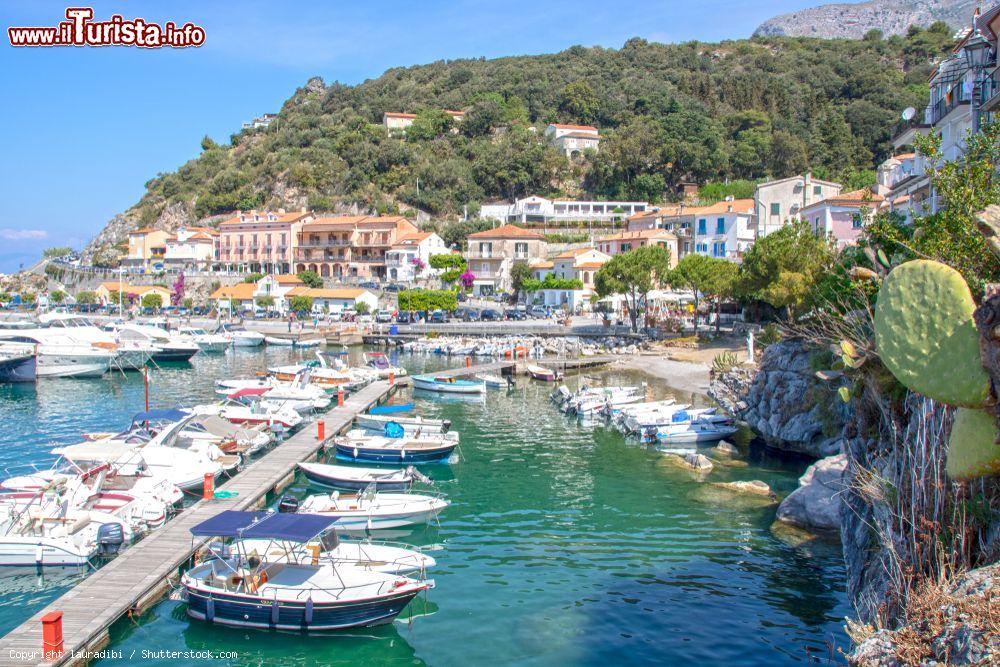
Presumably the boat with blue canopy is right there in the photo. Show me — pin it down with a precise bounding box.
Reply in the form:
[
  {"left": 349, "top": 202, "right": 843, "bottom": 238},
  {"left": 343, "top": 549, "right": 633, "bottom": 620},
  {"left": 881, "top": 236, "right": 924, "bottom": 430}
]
[{"left": 181, "top": 510, "right": 432, "bottom": 632}]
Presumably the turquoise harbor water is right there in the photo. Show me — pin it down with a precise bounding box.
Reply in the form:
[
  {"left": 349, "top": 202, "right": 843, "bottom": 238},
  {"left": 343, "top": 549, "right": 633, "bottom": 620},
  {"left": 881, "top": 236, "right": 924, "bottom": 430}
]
[{"left": 0, "top": 349, "right": 851, "bottom": 665}]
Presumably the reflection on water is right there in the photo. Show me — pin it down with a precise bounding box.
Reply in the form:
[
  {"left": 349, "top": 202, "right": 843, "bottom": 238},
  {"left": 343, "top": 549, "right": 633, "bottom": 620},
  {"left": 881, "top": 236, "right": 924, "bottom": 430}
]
[{"left": 0, "top": 348, "right": 850, "bottom": 665}]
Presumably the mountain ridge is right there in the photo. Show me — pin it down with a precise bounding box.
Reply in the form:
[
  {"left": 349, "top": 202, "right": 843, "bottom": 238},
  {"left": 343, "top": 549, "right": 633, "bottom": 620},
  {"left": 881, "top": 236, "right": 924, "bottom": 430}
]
[{"left": 754, "top": 0, "right": 978, "bottom": 39}]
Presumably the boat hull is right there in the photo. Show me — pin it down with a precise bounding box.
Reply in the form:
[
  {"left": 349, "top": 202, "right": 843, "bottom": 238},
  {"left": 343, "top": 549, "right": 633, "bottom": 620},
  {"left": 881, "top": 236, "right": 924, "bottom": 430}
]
[
  {"left": 411, "top": 377, "right": 483, "bottom": 394},
  {"left": 0, "top": 537, "right": 95, "bottom": 566},
  {"left": 334, "top": 443, "right": 456, "bottom": 464},
  {"left": 0, "top": 355, "right": 35, "bottom": 382},
  {"left": 151, "top": 347, "right": 199, "bottom": 362},
  {"left": 183, "top": 585, "right": 421, "bottom": 631},
  {"left": 300, "top": 467, "right": 413, "bottom": 492},
  {"left": 36, "top": 354, "right": 109, "bottom": 378}
]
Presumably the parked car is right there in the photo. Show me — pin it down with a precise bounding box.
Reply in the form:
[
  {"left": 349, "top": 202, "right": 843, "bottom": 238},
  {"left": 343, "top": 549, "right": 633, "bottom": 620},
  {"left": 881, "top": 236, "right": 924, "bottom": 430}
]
[
  {"left": 464, "top": 308, "right": 481, "bottom": 322},
  {"left": 504, "top": 308, "right": 526, "bottom": 321},
  {"left": 396, "top": 311, "right": 413, "bottom": 324},
  {"left": 480, "top": 308, "right": 502, "bottom": 321},
  {"left": 384, "top": 283, "right": 404, "bottom": 293},
  {"left": 430, "top": 310, "right": 447, "bottom": 324},
  {"left": 529, "top": 305, "right": 548, "bottom": 318},
  {"left": 359, "top": 281, "right": 379, "bottom": 290},
  {"left": 375, "top": 309, "right": 393, "bottom": 323}
]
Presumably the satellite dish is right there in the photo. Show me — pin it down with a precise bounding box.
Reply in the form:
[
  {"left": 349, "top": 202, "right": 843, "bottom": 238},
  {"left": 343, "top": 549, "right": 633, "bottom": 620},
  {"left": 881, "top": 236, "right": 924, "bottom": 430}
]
[{"left": 901, "top": 107, "right": 916, "bottom": 121}]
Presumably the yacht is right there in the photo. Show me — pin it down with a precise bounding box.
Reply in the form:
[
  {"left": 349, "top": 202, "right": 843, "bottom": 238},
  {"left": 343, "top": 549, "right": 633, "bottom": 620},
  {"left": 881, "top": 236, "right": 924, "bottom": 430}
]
[
  {"left": 177, "top": 327, "right": 231, "bottom": 353},
  {"left": 39, "top": 313, "right": 152, "bottom": 371},
  {"left": 216, "top": 323, "right": 265, "bottom": 348},
  {"left": 0, "top": 330, "right": 112, "bottom": 378},
  {"left": 111, "top": 323, "right": 200, "bottom": 362}
]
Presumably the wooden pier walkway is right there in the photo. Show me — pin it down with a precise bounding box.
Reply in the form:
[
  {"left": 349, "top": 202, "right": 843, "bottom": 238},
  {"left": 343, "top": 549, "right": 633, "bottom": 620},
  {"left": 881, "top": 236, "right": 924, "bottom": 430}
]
[{"left": 0, "top": 380, "right": 400, "bottom": 667}]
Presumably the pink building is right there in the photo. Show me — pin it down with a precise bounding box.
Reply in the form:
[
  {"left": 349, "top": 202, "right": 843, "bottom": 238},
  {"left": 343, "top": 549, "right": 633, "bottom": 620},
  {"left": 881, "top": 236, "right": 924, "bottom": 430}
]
[
  {"left": 218, "top": 209, "right": 313, "bottom": 273},
  {"left": 596, "top": 229, "right": 678, "bottom": 267},
  {"left": 799, "top": 189, "right": 884, "bottom": 248}
]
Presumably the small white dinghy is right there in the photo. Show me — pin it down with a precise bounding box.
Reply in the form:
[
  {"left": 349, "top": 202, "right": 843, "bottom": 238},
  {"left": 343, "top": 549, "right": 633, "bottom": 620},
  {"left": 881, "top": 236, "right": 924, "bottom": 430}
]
[
  {"left": 354, "top": 413, "right": 453, "bottom": 435},
  {"left": 297, "top": 462, "right": 426, "bottom": 491},
  {"left": 292, "top": 489, "right": 449, "bottom": 531},
  {"left": 234, "top": 531, "right": 436, "bottom": 575},
  {"left": 476, "top": 374, "right": 506, "bottom": 388}
]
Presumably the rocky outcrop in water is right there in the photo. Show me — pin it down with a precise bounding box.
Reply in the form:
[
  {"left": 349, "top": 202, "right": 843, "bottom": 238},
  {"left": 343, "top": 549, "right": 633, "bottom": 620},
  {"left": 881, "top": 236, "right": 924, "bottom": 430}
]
[
  {"left": 776, "top": 453, "right": 846, "bottom": 533},
  {"left": 754, "top": 0, "right": 977, "bottom": 39},
  {"left": 710, "top": 340, "right": 851, "bottom": 458}
]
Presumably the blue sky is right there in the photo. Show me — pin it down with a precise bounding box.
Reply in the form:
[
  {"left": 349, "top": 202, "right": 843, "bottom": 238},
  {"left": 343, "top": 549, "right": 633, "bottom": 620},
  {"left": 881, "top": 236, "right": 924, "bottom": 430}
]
[{"left": 0, "top": 0, "right": 821, "bottom": 272}]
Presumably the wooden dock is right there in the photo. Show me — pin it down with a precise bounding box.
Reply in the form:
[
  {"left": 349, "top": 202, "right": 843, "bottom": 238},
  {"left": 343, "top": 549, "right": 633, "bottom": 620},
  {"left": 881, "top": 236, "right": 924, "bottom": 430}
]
[{"left": 0, "top": 380, "right": 401, "bottom": 667}]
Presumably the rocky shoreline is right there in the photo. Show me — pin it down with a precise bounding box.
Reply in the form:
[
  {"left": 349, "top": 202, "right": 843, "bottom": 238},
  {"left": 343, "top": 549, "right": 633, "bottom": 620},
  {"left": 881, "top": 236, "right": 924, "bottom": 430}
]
[{"left": 708, "top": 338, "right": 999, "bottom": 665}]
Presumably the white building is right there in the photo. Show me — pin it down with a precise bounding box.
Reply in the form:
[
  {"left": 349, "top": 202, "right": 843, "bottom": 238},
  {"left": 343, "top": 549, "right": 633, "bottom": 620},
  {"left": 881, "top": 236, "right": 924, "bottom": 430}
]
[
  {"left": 753, "top": 174, "right": 843, "bottom": 237},
  {"left": 544, "top": 123, "right": 601, "bottom": 157},
  {"left": 528, "top": 247, "right": 610, "bottom": 312},
  {"left": 242, "top": 113, "right": 277, "bottom": 130},
  {"left": 385, "top": 232, "right": 448, "bottom": 283},
  {"left": 163, "top": 226, "right": 218, "bottom": 269},
  {"left": 875, "top": 152, "right": 930, "bottom": 224},
  {"left": 252, "top": 274, "right": 304, "bottom": 313},
  {"left": 284, "top": 287, "right": 379, "bottom": 315},
  {"left": 479, "top": 195, "right": 647, "bottom": 224},
  {"left": 383, "top": 110, "right": 465, "bottom": 134},
  {"left": 689, "top": 199, "right": 757, "bottom": 261}
]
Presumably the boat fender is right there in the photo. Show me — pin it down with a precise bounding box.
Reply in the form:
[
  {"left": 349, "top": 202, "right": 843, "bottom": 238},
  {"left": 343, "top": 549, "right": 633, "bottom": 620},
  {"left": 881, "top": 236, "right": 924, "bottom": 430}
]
[
  {"left": 304, "top": 598, "right": 314, "bottom": 624},
  {"left": 206, "top": 596, "right": 215, "bottom": 622},
  {"left": 392, "top": 579, "right": 407, "bottom": 590},
  {"left": 400, "top": 449, "right": 406, "bottom": 459},
  {"left": 270, "top": 599, "right": 279, "bottom": 625},
  {"left": 353, "top": 447, "right": 359, "bottom": 459}
]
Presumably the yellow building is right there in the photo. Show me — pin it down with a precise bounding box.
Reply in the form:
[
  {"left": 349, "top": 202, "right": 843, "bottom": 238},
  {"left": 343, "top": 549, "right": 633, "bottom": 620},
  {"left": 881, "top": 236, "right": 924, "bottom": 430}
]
[
  {"left": 125, "top": 228, "right": 171, "bottom": 268},
  {"left": 95, "top": 282, "right": 172, "bottom": 306}
]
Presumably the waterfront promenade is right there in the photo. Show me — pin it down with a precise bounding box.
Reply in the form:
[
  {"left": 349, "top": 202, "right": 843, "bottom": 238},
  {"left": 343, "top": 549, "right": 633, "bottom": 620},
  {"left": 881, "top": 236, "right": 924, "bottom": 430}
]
[{"left": 0, "top": 380, "right": 402, "bottom": 667}]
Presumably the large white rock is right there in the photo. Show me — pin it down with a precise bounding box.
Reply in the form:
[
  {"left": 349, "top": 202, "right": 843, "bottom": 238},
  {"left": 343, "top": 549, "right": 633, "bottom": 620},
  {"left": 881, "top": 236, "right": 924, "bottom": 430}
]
[{"left": 776, "top": 453, "right": 847, "bottom": 533}]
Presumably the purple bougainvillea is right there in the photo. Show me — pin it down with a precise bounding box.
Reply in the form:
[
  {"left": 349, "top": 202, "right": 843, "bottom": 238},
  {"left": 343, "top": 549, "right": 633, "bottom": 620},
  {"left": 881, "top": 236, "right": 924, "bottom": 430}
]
[
  {"left": 171, "top": 272, "right": 185, "bottom": 306},
  {"left": 459, "top": 269, "right": 475, "bottom": 289}
]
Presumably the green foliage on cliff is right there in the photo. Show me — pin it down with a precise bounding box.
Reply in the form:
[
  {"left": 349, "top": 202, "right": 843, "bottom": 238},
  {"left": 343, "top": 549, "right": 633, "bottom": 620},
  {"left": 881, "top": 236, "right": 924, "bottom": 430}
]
[{"left": 122, "top": 27, "right": 952, "bottom": 227}]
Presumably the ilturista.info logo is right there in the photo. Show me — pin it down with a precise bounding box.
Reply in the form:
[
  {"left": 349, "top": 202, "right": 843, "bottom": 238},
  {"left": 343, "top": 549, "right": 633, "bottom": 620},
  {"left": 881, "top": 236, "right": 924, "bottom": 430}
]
[{"left": 8, "top": 7, "right": 205, "bottom": 48}]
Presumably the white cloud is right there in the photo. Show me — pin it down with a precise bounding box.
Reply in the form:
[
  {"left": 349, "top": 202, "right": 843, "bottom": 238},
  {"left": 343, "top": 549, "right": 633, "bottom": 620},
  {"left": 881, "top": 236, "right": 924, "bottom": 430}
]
[{"left": 0, "top": 229, "right": 48, "bottom": 240}]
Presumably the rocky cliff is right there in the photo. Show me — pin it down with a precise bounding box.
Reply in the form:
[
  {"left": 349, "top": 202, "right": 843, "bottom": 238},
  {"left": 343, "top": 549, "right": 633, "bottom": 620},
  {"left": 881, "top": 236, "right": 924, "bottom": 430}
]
[
  {"left": 755, "top": 0, "right": 977, "bottom": 39},
  {"left": 710, "top": 339, "right": 850, "bottom": 458}
]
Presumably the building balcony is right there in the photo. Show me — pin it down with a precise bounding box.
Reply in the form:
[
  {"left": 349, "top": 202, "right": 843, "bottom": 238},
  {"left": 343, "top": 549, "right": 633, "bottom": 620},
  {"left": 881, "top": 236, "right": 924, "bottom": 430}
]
[
  {"left": 982, "top": 71, "right": 1000, "bottom": 113},
  {"left": 891, "top": 118, "right": 932, "bottom": 149},
  {"left": 930, "top": 90, "right": 971, "bottom": 126}
]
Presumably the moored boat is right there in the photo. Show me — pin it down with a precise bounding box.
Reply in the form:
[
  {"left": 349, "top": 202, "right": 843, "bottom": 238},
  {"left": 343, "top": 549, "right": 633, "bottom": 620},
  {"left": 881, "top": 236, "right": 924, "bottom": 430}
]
[
  {"left": 411, "top": 375, "right": 484, "bottom": 394},
  {"left": 354, "top": 413, "right": 451, "bottom": 435},
  {"left": 332, "top": 432, "right": 457, "bottom": 465},
  {"left": 182, "top": 511, "right": 431, "bottom": 631},
  {"left": 526, "top": 364, "right": 559, "bottom": 382},
  {"left": 298, "top": 462, "right": 423, "bottom": 491},
  {"left": 292, "top": 489, "right": 449, "bottom": 530}
]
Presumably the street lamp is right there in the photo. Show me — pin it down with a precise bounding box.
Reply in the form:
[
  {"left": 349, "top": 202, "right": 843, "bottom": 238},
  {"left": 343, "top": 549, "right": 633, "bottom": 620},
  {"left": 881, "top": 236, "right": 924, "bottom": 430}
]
[{"left": 962, "top": 28, "right": 993, "bottom": 134}]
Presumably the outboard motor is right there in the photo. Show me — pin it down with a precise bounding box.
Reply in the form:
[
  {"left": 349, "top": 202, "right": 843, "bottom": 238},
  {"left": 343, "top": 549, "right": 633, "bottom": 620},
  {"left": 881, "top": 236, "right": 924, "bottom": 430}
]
[
  {"left": 441, "top": 420, "right": 452, "bottom": 434},
  {"left": 406, "top": 465, "right": 433, "bottom": 485},
  {"left": 506, "top": 374, "right": 516, "bottom": 390},
  {"left": 96, "top": 522, "right": 125, "bottom": 556},
  {"left": 277, "top": 494, "right": 300, "bottom": 513}
]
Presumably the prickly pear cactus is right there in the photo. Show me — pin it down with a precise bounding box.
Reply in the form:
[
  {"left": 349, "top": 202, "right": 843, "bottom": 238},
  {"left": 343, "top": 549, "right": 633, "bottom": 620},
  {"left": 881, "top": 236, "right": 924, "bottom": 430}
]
[
  {"left": 873, "top": 259, "right": 990, "bottom": 408},
  {"left": 946, "top": 407, "right": 1000, "bottom": 479}
]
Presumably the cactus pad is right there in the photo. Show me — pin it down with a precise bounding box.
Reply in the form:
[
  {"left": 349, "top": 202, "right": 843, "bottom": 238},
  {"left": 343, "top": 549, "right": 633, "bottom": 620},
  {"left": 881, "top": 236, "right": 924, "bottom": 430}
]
[
  {"left": 946, "top": 407, "right": 1000, "bottom": 479},
  {"left": 873, "top": 260, "right": 989, "bottom": 408}
]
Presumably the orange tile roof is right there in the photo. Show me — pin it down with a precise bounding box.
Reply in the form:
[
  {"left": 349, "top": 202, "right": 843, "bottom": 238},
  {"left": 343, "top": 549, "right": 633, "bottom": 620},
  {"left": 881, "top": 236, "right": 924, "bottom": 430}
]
[
  {"left": 575, "top": 261, "right": 607, "bottom": 269},
  {"left": 467, "top": 224, "right": 545, "bottom": 240},
  {"left": 802, "top": 189, "right": 884, "bottom": 210},
  {"left": 559, "top": 131, "right": 602, "bottom": 139},
  {"left": 393, "top": 232, "right": 434, "bottom": 246},
  {"left": 273, "top": 274, "right": 303, "bottom": 284},
  {"left": 530, "top": 260, "right": 554, "bottom": 269},
  {"left": 598, "top": 229, "right": 678, "bottom": 242},
  {"left": 894, "top": 152, "right": 916, "bottom": 160},
  {"left": 218, "top": 211, "right": 310, "bottom": 227},
  {"left": 554, "top": 247, "right": 596, "bottom": 259},
  {"left": 285, "top": 287, "right": 371, "bottom": 299},
  {"left": 384, "top": 112, "right": 417, "bottom": 119},
  {"left": 549, "top": 123, "right": 599, "bottom": 131},
  {"left": 129, "top": 227, "right": 164, "bottom": 235},
  {"left": 210, "top": 283, "right": 257, "bottom": 300},
  {"left": 444, "top": 110, "right": 466, "bottom": 117}
]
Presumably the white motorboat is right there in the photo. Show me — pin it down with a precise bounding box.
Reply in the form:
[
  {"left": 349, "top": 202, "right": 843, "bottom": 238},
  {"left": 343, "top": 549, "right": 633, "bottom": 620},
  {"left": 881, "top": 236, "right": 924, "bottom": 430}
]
[
  {"left": 297, "top": 462, "right": 423, "bottom": 492},
  {"left": 41, "top": 314, "right": 153, "bottom": 370},
  {"left": 293, "top": 489, "right": 449, "bottom": 531},
  {"left": 182, "top": 414, "right": 272, "bottom": 457},
  {"left": 216, "top": 374, "right": 331, "bottom": 412},
  {"left": 562, "top": 385, "right": 645, "bottom": 415},
  {"left": 475, "top": 374, "right": 507, "bottom": 388},
  {"left": 235, "top": 532, "right": 436, "bottom": 575},
  {"left": 177, "top": 327, "right": 231, "bottom": 353},
  {"left": 112, "top": 323, "right": 200, "bottom": 362},
  {"left": 218, "top": 324, "right": 265, "bottom": 347},
  {"left": 0, "top": 331, "right": 113, "bottom": 378},
  {"left": 361, "top": 351, "right": 407, "bottom": 379},
  {"left": 354, "top": 413, "right": 452, "bottom": 435},
  {"left": 654, "top": 417, "right": 739, "bottom": 446},
  {"left": 189, "top": 398, "right": 303, "bottom": 432},
  {"left": 411, "top": 375, "right": 484, "bottom": 394},
  {"left": 0, "top": 498, "right": 109, "bottom": 566}
]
